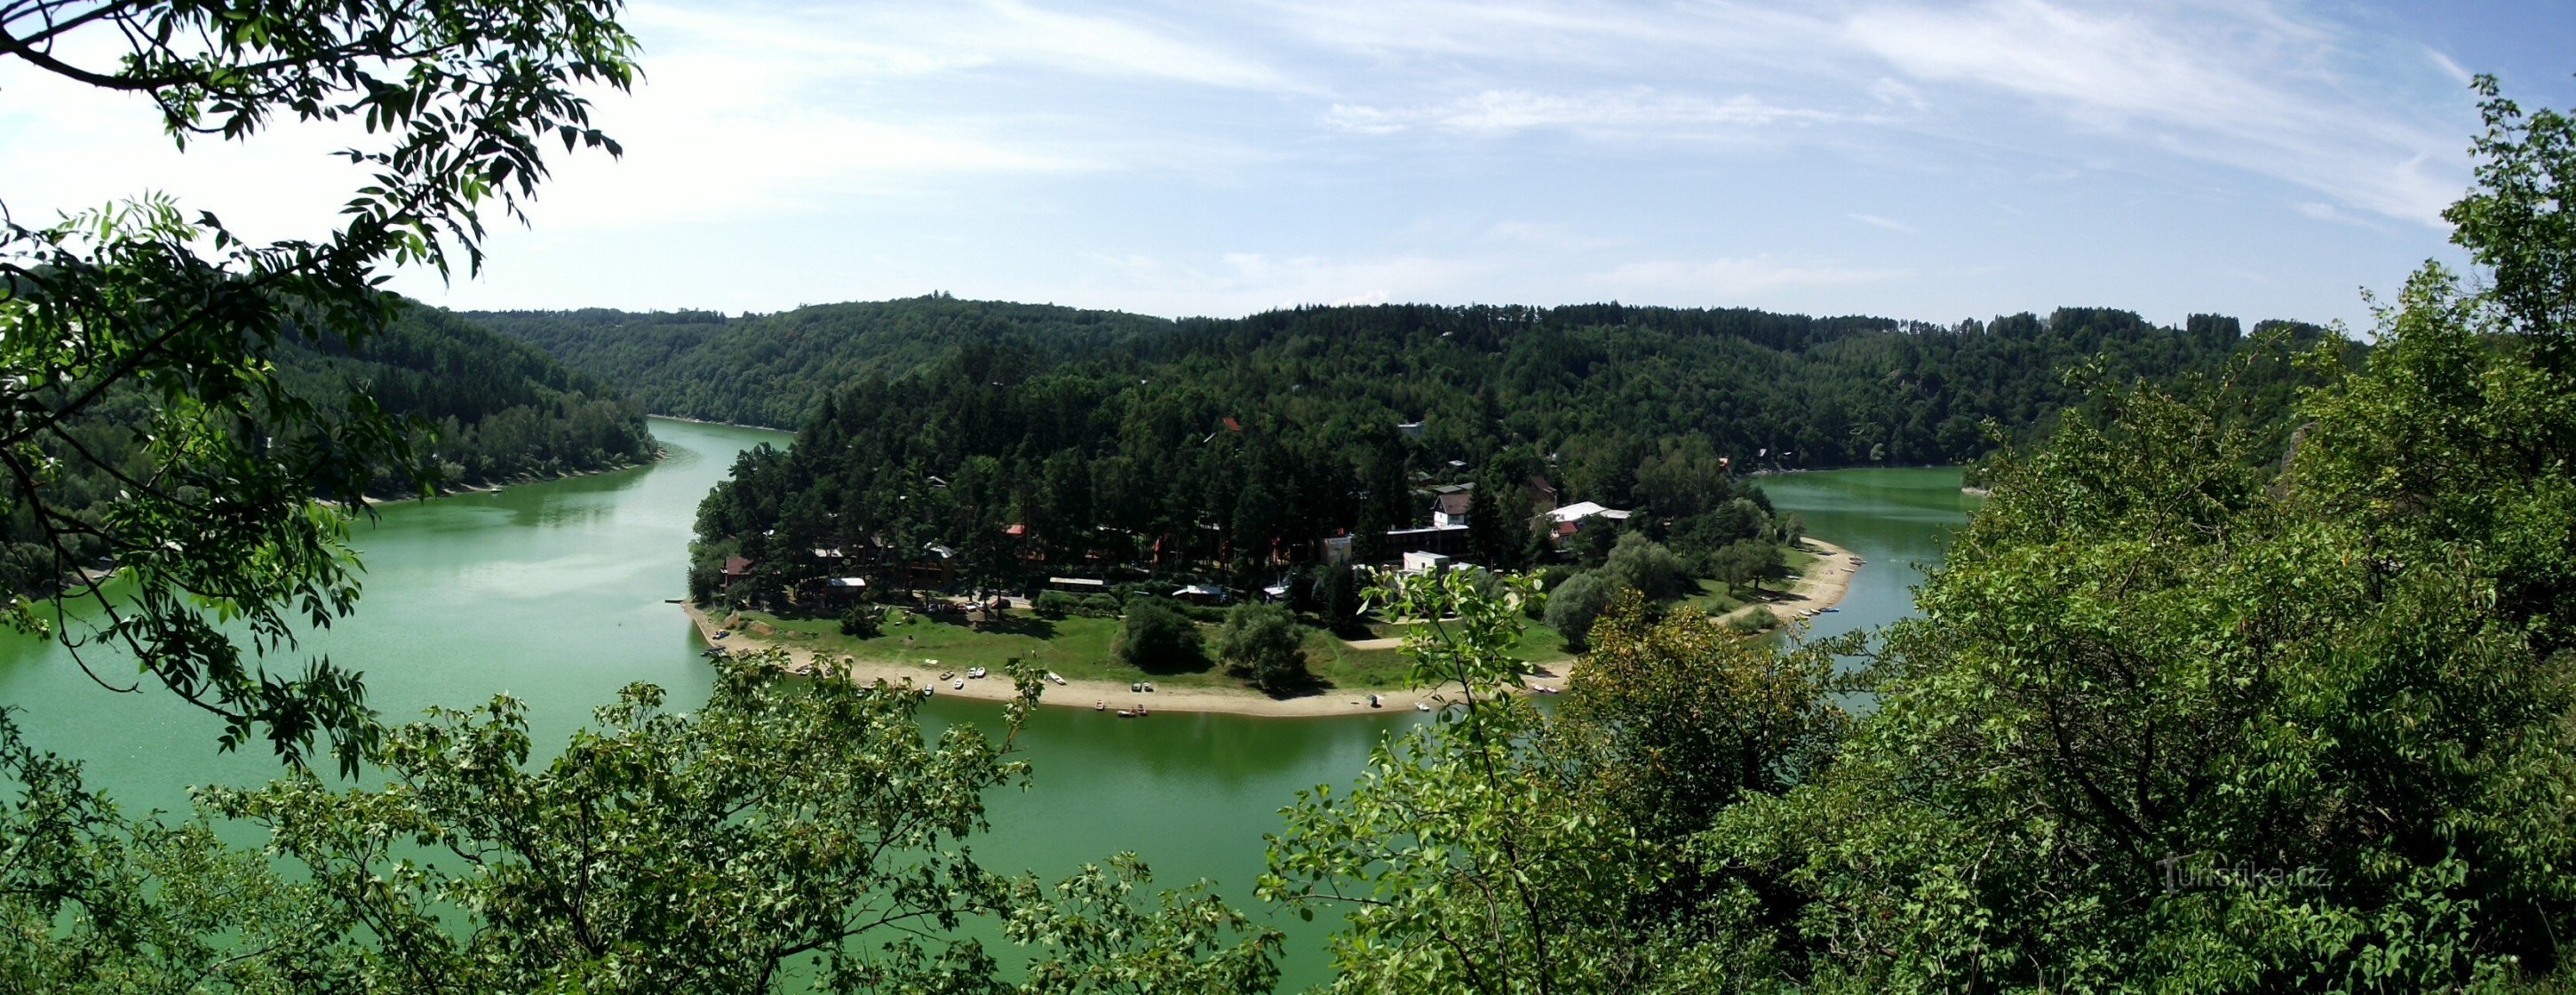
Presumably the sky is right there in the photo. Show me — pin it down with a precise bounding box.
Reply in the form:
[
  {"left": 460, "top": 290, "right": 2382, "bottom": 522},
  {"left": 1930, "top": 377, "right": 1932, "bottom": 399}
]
[{"left": 4, "top": 0, "right": 2572, "bottom": 331}]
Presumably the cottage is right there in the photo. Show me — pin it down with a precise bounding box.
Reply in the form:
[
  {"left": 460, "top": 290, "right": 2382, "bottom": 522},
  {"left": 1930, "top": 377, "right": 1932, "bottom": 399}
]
[{"left": 720, "top": 555, "right": 754, "bottom": 588}]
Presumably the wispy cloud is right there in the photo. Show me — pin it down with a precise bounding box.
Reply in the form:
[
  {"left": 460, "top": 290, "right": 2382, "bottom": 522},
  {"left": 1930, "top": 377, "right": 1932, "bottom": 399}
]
[
  {"left": 1849, "top": 212, "right": 1920, "bottom": 235},
  {"left": 1325, "top": 88, "right": 1833, "bottom": 137},
  {"left": 1841, "top": 0, "right": 2467, "bottom": 224}
]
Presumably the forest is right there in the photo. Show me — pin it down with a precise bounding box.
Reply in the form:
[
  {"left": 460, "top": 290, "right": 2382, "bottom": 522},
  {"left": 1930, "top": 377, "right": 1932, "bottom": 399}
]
[
  {"left": 676, "top": 297, "right": 2341, "bottom": 623},
  {"left": 0, "top": 298, "right": 658, "bottom": 595}
]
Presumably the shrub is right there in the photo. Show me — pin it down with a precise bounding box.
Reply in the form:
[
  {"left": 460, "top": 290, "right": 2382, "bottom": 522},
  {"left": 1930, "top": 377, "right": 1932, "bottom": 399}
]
[
  {"left": 1032, "top": 590, "right": 1078, "bottom": 618},
  {"left": 837, "top": 604, "right": 884, "bottom": 639},
  {"left": 1722, "top": 608, "right": 1777, "bottom": 635},
  {"left": 1078, "top": 593, "right": 1122, "bottom": 617}
]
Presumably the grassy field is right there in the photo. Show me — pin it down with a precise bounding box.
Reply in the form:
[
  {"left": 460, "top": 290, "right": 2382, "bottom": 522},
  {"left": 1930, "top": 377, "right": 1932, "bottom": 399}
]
[{"left": 726, "top": 607, "right": 1552, "bottom": 694}]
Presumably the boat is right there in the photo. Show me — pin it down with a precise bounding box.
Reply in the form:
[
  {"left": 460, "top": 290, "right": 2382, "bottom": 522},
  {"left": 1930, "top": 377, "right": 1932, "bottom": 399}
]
[
  {"left": 1116, "top": 709, "right": 1134, "bottom": 718},
  {"left": 951, "top": 679, "right": 964, "bottom": 689},
  {"left": 1094, "top": 700, "right": 1106, "bottom": 711},
  {"left": 939, "top": 671, "right": 955, "bottom": 681},
  {"left": 1534, "top": 686, "right": 1561, "bottom": 695},
  {"left": 920, "top": 686, "right": 934, "bottom": 697},
  {"left": 966, "top": 667, "right": 987, "bottom": 679},
  {"left": 1047, "top": 672, "right": 1067, "bottom": 685},
  {"left": 1142, "top": 681, "right": 1156, "bottom": 693},
  {"left": 1415, "top": 701, "right": 1431, "bottom": 712},
  {"left": 1131, "top": 681, "right": 1143, "bottom": 693}
]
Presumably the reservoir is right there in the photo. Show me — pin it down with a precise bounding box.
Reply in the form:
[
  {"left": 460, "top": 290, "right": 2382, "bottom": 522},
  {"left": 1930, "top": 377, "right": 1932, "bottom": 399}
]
[{"left": 0, "top": 418, "right": 1977, "bottom": 989}]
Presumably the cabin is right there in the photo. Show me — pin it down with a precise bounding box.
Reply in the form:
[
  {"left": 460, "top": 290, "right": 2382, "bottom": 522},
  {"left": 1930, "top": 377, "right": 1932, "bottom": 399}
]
[
  {"left": 1428, "top": 483, "right": 1474, "bottom": 528},
  {"left": 821, "top": 577, "right": 868, "bottom": 602},
  {"left": 1401, "top": 551, "right": 1452, "bottom": 575},
  {"left": 721, "top": 555, "right": 754, "bottom": 589}
]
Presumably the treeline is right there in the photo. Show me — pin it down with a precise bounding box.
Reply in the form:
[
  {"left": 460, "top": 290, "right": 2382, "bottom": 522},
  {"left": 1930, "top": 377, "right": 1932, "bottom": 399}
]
[
  {"left": 683, "top": 300, "right": 2335, "bottom": 606},
  {"left": 1, "top": 301, "right": 657, "bottom": 593},
  {"left": 465, "top": 292, "right": 1171, "bottom": 427}
]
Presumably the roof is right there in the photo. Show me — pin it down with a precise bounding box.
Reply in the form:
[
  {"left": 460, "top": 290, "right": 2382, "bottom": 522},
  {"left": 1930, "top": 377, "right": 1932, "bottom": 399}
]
[
  {"left": 813, "top": 547, "right": 845, "bottom": 558},
  {"left": 1046, "top": 577, "right": 1108, "bottom": 587},
  {"left": 1004, "top": 523, "right": 1028, "bottom": 537},
  {"left": 1435, "top": 491, "right": 1474, "bottom": 515},
  {"left": 1177, "top": 584, "right": 1227, "bottom": 596},
  {"left": 1547, "top": 501, "right": 1632, "bottom": 523},
  {"left": 1222, "top": 417, "right": 1242, "bottom": 432},
  {"left": 924, "top": 543, "right": 956, "bottom": 559},
  {"left": 825, "top": 577, "right": 867, "bottom": 589},
  {"left": 722, "top": 555, "right": 753, "bottom": 575}
]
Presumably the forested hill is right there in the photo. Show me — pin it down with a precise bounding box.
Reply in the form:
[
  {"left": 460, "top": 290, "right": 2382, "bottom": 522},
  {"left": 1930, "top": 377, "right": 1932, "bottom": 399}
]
[
  {"left": 683, "top": 299, "right": 2342, "bottom": 604},
  {"left": 1, "top": 301, "right": 657, "bottom": 594},
  {"left": 464, "top": 294, "right": 1173, "bottom": 427},
  {"left": 481, "top": 294, "right": 2334, "bottom": 464}
]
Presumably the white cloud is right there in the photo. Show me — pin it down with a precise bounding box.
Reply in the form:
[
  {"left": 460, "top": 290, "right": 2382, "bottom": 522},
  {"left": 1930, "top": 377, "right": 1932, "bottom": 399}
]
[
  {"left": 1077, "top": 251, "right": 1488, "bottom": 316},
  {"left": 1325, "top": 88, "right": 1833, "bottom": 137},
  {"left": 1849, "top": 212, "right": 1919, "bottom": 235}
]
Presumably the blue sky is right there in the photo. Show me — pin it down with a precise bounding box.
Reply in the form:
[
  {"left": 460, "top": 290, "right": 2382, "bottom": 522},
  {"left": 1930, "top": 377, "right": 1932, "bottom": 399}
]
[{"left": 6, "top": 1, "right": 2572, "bottom": 330}]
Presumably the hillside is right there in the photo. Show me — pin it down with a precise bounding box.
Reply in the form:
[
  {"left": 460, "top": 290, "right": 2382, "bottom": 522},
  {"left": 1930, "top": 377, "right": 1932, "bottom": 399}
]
[
  {"left": 1, "top": 300, "right": 658, "bottom": 594},
  {"left": 464, "top": 294, "right": 1173, "bottom": 427}
]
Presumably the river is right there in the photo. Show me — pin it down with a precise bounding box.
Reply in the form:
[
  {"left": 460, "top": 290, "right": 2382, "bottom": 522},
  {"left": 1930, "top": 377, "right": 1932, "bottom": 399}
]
[{"left": 0, "top": 418, "right": 1978, "bottom": 989}]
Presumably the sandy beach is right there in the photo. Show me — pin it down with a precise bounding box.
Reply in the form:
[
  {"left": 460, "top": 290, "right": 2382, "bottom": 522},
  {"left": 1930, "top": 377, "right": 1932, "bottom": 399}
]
[{"left": 683, "top": 537, "right": 1863, "bottom": 719}]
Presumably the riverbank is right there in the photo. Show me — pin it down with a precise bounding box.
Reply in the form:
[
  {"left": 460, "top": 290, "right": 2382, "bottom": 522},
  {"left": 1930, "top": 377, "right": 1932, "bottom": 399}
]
[
  {"left": 683, "top": 537, "right": 1864, "bottom": 718},
  {"left": 1713, "top": 538, "right": 1861, "bottom": 631},
  {"left": 357, "top": 451, "right": 664, "bottom": 507}
]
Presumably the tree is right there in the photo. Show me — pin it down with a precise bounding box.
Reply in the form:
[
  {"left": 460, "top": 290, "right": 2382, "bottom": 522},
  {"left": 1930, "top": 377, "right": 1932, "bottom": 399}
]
[
  {"left": 1114, "top": 597, "right": 1205, "bottom": 673},
  {"left": 1214, "top": 602, "right": 1309, "bottom": 696},
  {"left": 1599, "top": 531, "right": 1694, "bottom": 601},
  {"left": 1540, "top": 570, "right": 1619, "bottom": 651},
  {"left": 1708, "top": 540, "right": 1784, "bottom": 595},
  {"left": 8, "top": 654, "right": 1282, "bottom": 991},
  {"left": 1, "top": 0, "right": 636, "bottom": 774},
  {"left": 1316, "top": 561, "right": 1364, "bottom": 635}
]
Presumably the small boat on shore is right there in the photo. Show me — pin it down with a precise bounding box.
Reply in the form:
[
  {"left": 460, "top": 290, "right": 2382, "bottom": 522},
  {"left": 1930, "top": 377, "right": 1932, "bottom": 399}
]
[
  {"left": 966, "top": 667, "right": 988, "bottom": 680},
  {"left": 951, "top": 679, "right": 964, "bottom": 689},
  {"left": 1094, "top": 700, "right": 1106, "bottom": 711},
  {"left": 1047, "top": 672, "right": 1067, "bottom": 685},
  {"left": 1415, "top": 701, "right": 1431, "bottom": 712}
]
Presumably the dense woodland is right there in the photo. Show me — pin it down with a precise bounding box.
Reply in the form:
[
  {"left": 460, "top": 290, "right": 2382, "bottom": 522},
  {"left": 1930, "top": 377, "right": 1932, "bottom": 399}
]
[
  {"left": 0, "top": 300, "right": 657, "bottom": 594},
  {"left": 667, "top": 298, "right": 2340, "bottom": 613}
]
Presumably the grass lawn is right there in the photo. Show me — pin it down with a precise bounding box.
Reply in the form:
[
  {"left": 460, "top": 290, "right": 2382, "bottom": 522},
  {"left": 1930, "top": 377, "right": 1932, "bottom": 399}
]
[
  {"left": 731, "top": 605, "right": 1563, "bottom": 695},
  {"left": 1680, "top": 578, "right": 1749, "bottom": 615}
]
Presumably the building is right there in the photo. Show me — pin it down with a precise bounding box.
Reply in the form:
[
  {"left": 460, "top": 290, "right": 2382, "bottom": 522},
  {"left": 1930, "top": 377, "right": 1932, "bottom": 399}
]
[
  {"left": 721, "top": 555, "right": 754, "bottom": 588},
  {"left": 1428, "top": 483, "right": 1474, "bottom": 528},
  {"left": 1546, "top": 501, "right": 1632, "bottom": 543},
  {"left": 821, "top": 577, "right": 868, "bottom": 601},
  {"left": 1401, "top": 551, "right": 1452, "bottom": 574}
]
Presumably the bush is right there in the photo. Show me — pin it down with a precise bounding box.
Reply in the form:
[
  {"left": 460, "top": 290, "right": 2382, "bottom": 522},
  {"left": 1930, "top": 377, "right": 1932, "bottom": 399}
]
[
  {"left": 837, "top": 604, "right": 884, "bottom": 639},
  {"left": 1722, "top": 608, "right": 1777, "bottom": 635},
  {"left": 1078, "top": 593, "right": 1122, "bottom": 617},
  {"left": 1114, "top": 598, "right": 1205, "bottom": 673},
  {"left": 1215, "top": 602, "right": 1310, "bottom": 696},
  {"left": 1032, "top": 590, "right": 1078, "bottom": 618}
]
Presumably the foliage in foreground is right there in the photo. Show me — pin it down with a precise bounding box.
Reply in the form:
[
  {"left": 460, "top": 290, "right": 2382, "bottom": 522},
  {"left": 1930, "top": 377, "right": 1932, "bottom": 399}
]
[{"left": 5, "top": 654, "right": 1280, "bottom": 993}]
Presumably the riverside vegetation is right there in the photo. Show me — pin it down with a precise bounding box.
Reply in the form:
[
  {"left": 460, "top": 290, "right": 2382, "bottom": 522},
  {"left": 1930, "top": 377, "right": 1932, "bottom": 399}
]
[{"left": 4, "top": 0, "right": 2575, "bottom": 991}]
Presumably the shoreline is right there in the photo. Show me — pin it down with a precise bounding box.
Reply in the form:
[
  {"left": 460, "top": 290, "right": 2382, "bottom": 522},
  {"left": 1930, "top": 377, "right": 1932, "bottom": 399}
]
[
  {"left": 680, "top": 538, "right": 1866, "bottom": 718},
  {"left": 357, "top": 451, "right": 664, "bottom": 508},
  {"left": 648, "top": 413, "right": 794, "bottom": 433}
]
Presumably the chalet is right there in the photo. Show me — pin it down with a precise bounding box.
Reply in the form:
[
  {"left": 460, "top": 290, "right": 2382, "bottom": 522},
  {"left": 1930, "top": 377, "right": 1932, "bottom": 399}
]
[
  {"left": 721, "top": 555, "right": 754, "bottom": 588},
  {"left": 1522, "top": 476, "right": 1559, "bottom": 514},
  {"left": 1428, "top": 483, "right": 1474, "bottom": 528}
]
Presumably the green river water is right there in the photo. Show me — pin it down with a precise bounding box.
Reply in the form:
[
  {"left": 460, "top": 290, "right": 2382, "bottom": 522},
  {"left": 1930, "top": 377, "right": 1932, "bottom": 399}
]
[{"left": 0, "top": 418, "right": 1979, "bottom": 989}]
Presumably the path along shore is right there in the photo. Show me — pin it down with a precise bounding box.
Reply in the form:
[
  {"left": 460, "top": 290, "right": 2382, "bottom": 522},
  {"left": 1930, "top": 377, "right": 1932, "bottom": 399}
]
[{"left": 681, "top": 538, "right": 1861, "bottom": 719}]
